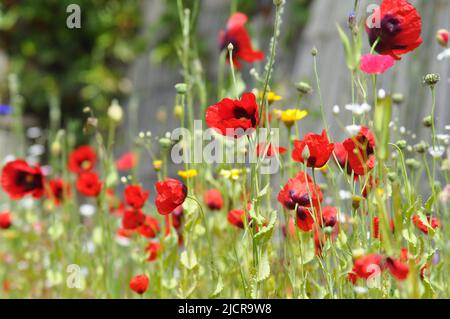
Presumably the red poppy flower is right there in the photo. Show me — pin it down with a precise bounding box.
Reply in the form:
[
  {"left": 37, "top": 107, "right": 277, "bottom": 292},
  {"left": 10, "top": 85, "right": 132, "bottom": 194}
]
[
  {"left": 145, "top": 241, "right": 162, "bottom": 262},
  {"left": 343, "top": 127, "right": 376, "bottom": 176},
  {"left": 168, "top": 205, "right": 184, "bottom": 232},
  {"left": 204, "top": 189, "right": 223, "bottom": 211},
  {"left": 385, "top": 257, "right": 409, "bottom": 281},
  {"left": 206, "top": 92, "right": 259, "bottom": 138},
  {"left": 47, "top": 178, "right": 70, "bottom": 205},
  {"left": 129, "top": 274, "right": 149, "bottom": 295},
  {"left": 333, "top": 142, "right": 351, "bottom": 172},
  {"left": 122, "top": 208, "right": 146, "bottom": 230},
  {"left": 348, "top": 254, "right": 384, "bottom": 284},
  {"left": 321, "top": 206, "right": 338, "bottom": 228},
  {"left": 366, "top": 0, "right": 422, "bottom": 60},
  {"left": 277, "top": 172, "right": 323, "bottom": 211},
  {"left": 412, "top": 214, "right": 440, "bottom": 234},
  {"left": 124, "top": 185, "right": 149, "bottom": 209},
  {"left": 227, "top": 208, "right": 249, "bottom": 229},
  {"left": 219, "top": 12, "right": 264, "bottom": 69},
  {"left": 0, "top": 211, "right": 12, "bottom": 229},
  {"left": 256, "top": 143, "right": 287, "bottom": 157},
  {"left": 138, "top": 215, "right": 160, "bottom": 238},
  {"left": 68, "top": 145, "right": 96, "bottom": 174},
  {"left": 115, "top": 152, "right": 136, "bottom": 171},
  {"left": 116, "top": 227, "right": 134, "bottom": 239},
  {"left": 360, "top": 54, "right": 396, "bottom": 74},
  {"left": 1, "top": 160, "right": 44, "bottom": 199},
  {"left": 295, "top": 206, "right": 315, "bottom": 232},
  {"left": 292, "top": 130, "right": 334, "bottom": 168},
  {"left": 372, "top": 216, "right": 395, "bottom": 239},
  {"left": 155, "top": 178, "right": 187, "bottom": 215},
  {"left": 75, "top": 172, "right": 102, "bottom": 197}
]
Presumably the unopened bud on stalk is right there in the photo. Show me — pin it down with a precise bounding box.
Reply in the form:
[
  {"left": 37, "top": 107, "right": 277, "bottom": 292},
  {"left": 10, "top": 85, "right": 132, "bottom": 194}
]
[
  {"left": 423, "top": 73, "right": 440, "bottom": 86},
  {"left": 175, "top": 83, "right": 187, "bottom": 95},
  {"left": 302, "top": 145, "right": 310, "bottom": 161},
  {"left": 311, "top": 47, "right": 318, "bottom": 56},
  {"left": 348, "top": 12, "right": 357, "bottom": 30},
  {"left": 414, "top": 141, "right": 427, "bottom": 154},
  {"left": 392, "top": 93, "right": 404, "bottom": 105},
  {"left": 296, "top": 81, "right": 313, "bottom": 95},
  {"left": 159, "top": 137, "right": 172, "bottom": 149},
  {"left": 50, "top": 141, "right": 61, "bottom": 156},
  {"left": 422, "top": 115, "right": 433, "bottom": 128},
  {"left": 273, "top": 0, "right": 284, "bottom": 6},
  {"left": 436, "top": 29, "right": 449, "bottom": 48},
  {"left": 174, "top": 105, "right": 184, "bottom": 119},
  {"left": 83, "top": 106, "right": 91, "bottom": 113},
  {"left": 227, "top": 43, "right": 234, "bottom": 52},
  {"left": 396, "top": 140, "right": 407, "bottom": 150},
  {"left": 387, "top": 172, "right": 397, "bottom": 182},
  {"left": 107, "top": 99, "right": 123, "bottom": 123},
  {"left": 405, "top": 158, "right": 420, "bottom": 170}
]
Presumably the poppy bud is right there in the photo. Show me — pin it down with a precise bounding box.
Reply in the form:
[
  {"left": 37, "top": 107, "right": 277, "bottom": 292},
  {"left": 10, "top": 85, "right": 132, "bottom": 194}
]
[
  {"left": 423, "top": 73, "right": 440, "bottom": 86},
  {"left": 311, "top": 47, "right": 318, "bottom": 56},
  {"left": 227, "top": 43, "right": 234, "bottom": 52},
  {"left": 392, "top": 93, "right": 404, "bottom": 105},
  {"left": 107, "top": 99, "right": 123, "bottom": 124},
  {"left": 129, "top": 274, "right": 149, "bottom": 295},
  {"left": 422, "top": 115, "right": 433, "bottom": 128},
  {"left": 159, "top": 137, "right": 172, "bottom": 150},
  {"left": 405, "top": 158, "right": 420, "bottom": 170},
  {"left": 295, "top": 81, "right": 312, "bottom": 95},
  {"left": 175, "top": 83, "right": 187, "bottom": 95},
  {"left": 387, "top": 172, "right": 397, "bottom": 182},
  {"left": 436, "top": 29, "right": 449, "bottom": 48},
  {"left": 301, "top": 145, "right": 310, "bottom": 161},
  {"left": 51, "top": 141, "right": 61, "bottom": 156},
  {"left": 273, "top": 0, "right": 284, "bottom": 6},
  {"left": 414, "top": 141, "right": 427, "bottom": 154},
  {"left": 396, "top": 140, "right": 407, "bottom": 150},
  {"left": 174, "top": 105, "right": 184, "bottom": 119}
]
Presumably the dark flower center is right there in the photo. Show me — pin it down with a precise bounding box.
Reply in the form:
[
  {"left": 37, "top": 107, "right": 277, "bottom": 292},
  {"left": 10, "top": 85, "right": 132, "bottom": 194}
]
[
  {"left": 17, "top": 172, "right": 42, "bottom": 191},
  {"left": 233, "top": 106, "right": 256, "bottom": 126},
  {"left": 368, "top": 15, "right": 405, "bottom": 52}
]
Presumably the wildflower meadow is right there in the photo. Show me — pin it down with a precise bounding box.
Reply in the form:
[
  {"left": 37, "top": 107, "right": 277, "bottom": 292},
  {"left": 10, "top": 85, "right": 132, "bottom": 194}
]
[{"left": 0, "top": 0, "right": 450, "bottom": 301}]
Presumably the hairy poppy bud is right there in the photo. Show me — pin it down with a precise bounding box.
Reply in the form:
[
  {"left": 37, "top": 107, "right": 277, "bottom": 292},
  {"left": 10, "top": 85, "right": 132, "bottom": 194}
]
[
  {"left": 392, "top": 93, "right": 404, "bottom": 105},
  {"left": 405, "top": 158, "right": 420, "bottom": 170},
  {"left": 174, "top": 105, "right": 184, "bottom": 119},
  {"left": 296, "top": 81, "right": 313, "bottom": 95},
  {"left": 396, "top": 140, "right": 407, "bottom": 150},
  {"left": 436, "top": 29, "right": 449, "bottom": 48},
  {"left": 107, "top": 99, "right": 123, "bottom": 123},
  {"left": 422, "top": 115, "right": 433, "bottom": 128},
  {"left": 175, "top": 83, "right": 187, "bottom": 94},
  {"left": 159, "top": 137, "right": 172, "bottom": 149},
  {"left": 414, "top": 141, "right": 427, "bottom": 154},
  {"left": 311, "top": 47, "right": 318, "bottom": 56},
  {"left": 423, "top": 73, "right": 440, "bottom": 86}
]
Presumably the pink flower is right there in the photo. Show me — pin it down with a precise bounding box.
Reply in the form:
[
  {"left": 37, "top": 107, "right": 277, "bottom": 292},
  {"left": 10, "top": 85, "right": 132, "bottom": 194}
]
[{"left": 360, "top": 54, "right": 395, "bottom": 74}]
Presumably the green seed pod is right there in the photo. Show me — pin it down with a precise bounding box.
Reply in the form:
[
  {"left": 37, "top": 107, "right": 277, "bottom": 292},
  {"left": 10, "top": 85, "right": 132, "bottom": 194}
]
[
  {"left": 296, "top": 81, "right": 313, "bottom": 95},
  {"left": 392, "top": 93, "right": 404, "bottom": 105},
  {"left": 423, "top": 73, "right": 440, "bottom": 86},
  {"left": 175, "top": 83, "right": 187, "bottom": 94},
  {"left": 396, "top": 139, "right": 407, "bottom": 150},
  {"left": 414, "top": 141, "right": 427, "bottom": 154}
]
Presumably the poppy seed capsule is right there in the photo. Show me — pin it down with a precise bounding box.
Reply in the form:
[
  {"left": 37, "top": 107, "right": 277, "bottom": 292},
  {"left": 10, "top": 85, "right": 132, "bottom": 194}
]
[
  {"left": 175, "top": 83, "right": 187, "bottom": 94},
  {"left": 422, "top": 116, "right": 433, "bottom": 128},
  {"left": 392, "top": 93, "right": 404, "bottom": 105}
]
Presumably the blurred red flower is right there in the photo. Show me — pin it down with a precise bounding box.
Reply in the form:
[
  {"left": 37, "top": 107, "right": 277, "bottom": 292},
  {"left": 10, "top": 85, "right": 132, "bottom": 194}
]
[
  {"left": 155, "top": 178, "right": 187, "bottom": 215},
  {"left": 75, "top": 172, "right": 102, "bottom": 197},
  {"left": 0, "top": 212, "right": 12, "bottom": 229},
  {"left": 47, "top": 178, "right": 71, "bottom": 206},
  {"left": 204, "top": 189, "right": 223, "bottom": 211},
  {"left": 68, "top": 145, "right": 97, "bottom": 174},
  {"left": 320, "top": 206, "right": 338, "bottom": 228},
  {"left": 129, "top": 274, "right": 149, "bottom": 295},
  {"left": 116, "top": 152, "right": 136, "bottom": 171},
  {"left": 227, "top": 208, "right": 249, "bottom": 229},
  {"left": 412, "top": 214, "right": 440, "bottom": 234},
  {"left": 256, "top": 143, "right": 287, "bottom": 157},
  {"left": 343, "top": 127, "right": 376, "bottom": 176},
  {"left": 219, "top": 12, "right": 264, "bottom": 69},
  {"left": 277, "top": 172, "right": 323, "bottom": 211},
  {"left": 124, "top": 185, "right": 149, "bottom": 209},
  {"left": 122, "top": 208, "right": 146, "bottom": 230},
  {"left": 360, "top": 54, "right": 396, "bottom": 74},
  {"left": 292, "top": 130, "right": 334, "bottom": 168},
  {"left": 366, "top": 0, "right": 422, "bottom": 60},
  {"left": 385, "top": 257, "right": 409, "bottom": 280},
  {"left": 145, "top": 241, "right": 162, "bottom": 262},
  {"left": 295, "top": 206, "right": 315, "bottom": 232},
  {"left": 1, "top": 160, "right": 44, "bottom": 199},
  {"left": 206, "top": 92, "right": 259, "bottom": 138},
  {"left": 348, "top": 254, "right": 384, "bottom": 284},
  {"left": 138, "top": 215, "right": 160, "bottom": 238}
]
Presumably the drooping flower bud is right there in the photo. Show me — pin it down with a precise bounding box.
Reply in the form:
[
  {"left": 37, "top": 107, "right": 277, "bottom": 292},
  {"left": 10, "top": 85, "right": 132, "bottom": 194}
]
[{"left": 436, "top": 29, "right": 449, "bottom": 48}]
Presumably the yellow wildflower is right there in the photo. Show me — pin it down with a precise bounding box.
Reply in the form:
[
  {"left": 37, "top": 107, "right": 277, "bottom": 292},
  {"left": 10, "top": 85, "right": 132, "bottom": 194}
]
[
  {"left": 219, "top": 168, "right": 242, "bottom": 180},
  {"left": 281, "top": 109, "right": 308, "bottom": 127},
  {"left": 153, "top": 160, "right": 163, "bottom": 171},
  {"left": 178, "top": 169, "right": 198, "bottom": 179}
]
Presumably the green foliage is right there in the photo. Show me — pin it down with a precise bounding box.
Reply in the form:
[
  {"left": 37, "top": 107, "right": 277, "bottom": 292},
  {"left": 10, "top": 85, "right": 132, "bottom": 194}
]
[{"left": 0, "top": 0, "right": 145, "bottom": 121}]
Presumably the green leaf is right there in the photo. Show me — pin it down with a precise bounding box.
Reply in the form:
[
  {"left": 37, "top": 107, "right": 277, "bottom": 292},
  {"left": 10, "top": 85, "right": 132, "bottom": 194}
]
[
  {"left": 336, "top": 24, "right": 353, "bottom": 70},
  {"left": 254, "top": 211, "right": 277, "bottom": 246},
  {"left": 257, "top": 251, "right": 271, "bottom": 282},
  {"left": 210, "top": 275, "right": 224, "bottom": 297},
  {"left": 180, "top": 250, "right": 198, "bottom": 270},
  {"left": 402, "top": 229, "right": 417, "bottom": 247}
]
